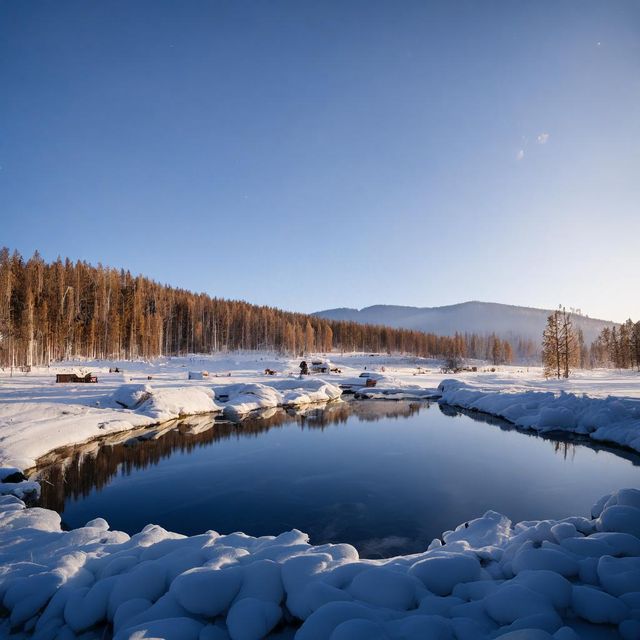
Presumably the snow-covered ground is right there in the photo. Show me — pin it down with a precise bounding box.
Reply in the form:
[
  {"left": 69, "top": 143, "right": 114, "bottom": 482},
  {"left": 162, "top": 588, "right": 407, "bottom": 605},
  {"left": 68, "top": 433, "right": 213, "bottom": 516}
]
[
  {"left": 1, "top": 353, "right": 638, "bottom": 477},
  {"left": 1, "top": 353, "right": 639, "bottom": 638},
  {"left": 1, "top": 488, "right": 640, "bottom": 639},
  {"left": 0, "top": 354, "right": 349, "bottom": 475}
]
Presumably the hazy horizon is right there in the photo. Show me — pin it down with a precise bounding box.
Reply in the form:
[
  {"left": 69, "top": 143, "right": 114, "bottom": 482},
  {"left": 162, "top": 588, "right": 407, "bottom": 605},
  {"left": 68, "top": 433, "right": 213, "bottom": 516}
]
[
  {"left": 315, "top": 299, "right": 621, "bottom": 323},
  {"left": 0, "top": 244, "right": 629, "bottom": 325},
  {"left": 2, "top": 1, "right": 639, "bottom": 322}
]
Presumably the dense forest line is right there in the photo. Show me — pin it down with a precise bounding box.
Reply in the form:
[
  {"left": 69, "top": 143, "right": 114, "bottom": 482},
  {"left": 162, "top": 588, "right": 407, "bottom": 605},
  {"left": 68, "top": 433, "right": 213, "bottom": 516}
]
[
  {"left": 590, "top": 320, "right": 640, "bottom": 370},
  {"left": 0, "top": 249, "right": 537, "bottom": 368},
  {"left": 542, "top": 306, "right": 639, "bottom": 378}
]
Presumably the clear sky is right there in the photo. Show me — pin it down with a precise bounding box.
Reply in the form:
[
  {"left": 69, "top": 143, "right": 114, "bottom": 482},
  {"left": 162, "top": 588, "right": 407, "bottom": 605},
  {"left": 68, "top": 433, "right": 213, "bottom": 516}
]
[{"left": 1, "top": 1, "right": 638, "bottom": 322}]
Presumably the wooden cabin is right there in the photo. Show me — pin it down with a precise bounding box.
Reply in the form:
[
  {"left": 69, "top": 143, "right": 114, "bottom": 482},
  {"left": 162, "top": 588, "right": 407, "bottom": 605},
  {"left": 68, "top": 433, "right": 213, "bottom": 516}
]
[{"left": 56, "top": 373, "right": 98, "bottom": 383}]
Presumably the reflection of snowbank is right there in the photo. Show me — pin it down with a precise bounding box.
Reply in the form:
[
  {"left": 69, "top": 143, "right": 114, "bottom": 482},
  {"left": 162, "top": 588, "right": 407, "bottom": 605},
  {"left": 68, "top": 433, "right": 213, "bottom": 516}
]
[
  {"left": 1, "top": 489, "right": 639, "bottom": 639},
  {"left": 2, "top": 354, "right": 639, "bottom": 498},
  {"left": 438, "top": 379, "right": 640, "bottom": 453},
  {"left": 0, "top": 379, "right": 342, "bottom": 499},
  {"left": 355, "top": 385, "right": 440, "bottom": 400}
]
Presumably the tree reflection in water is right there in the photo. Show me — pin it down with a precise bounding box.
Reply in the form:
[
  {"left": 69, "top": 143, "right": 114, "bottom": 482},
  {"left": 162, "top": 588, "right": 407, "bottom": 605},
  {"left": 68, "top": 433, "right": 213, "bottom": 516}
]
[
  {"left": 438, "top": 403, "right": 640, "bottom": 466},
  {"left": 35, "top": 398, "right": 637, "bottom": 517},
  {"left": 35, "top": 400, "right": 426, "bottom": 514}
]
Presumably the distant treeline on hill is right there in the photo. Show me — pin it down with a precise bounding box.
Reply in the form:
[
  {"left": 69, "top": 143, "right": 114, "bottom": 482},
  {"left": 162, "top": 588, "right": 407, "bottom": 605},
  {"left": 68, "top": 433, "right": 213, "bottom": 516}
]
[
  {"left": 0, "top": 248, "right": 536, "bottom": 367},
  {"left": 590, "top": 321, "right": 640, "bottom": 370}
]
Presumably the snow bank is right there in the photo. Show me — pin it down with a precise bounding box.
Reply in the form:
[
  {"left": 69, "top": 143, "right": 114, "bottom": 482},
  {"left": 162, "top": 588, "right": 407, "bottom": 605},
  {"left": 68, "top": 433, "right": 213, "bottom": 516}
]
[
  {"left": 0, "top": 377, "right": 342, "bottom": 501},
  {"left": 438, "top": 379, "right": 640, "bottom": 453},
  {"left": 134, "top": 386, "right": 220, "bottom": 422},
  {"left": 0, "top": 384, "right": 221, "bottom": 491},
  {"left": 218, "top": 383, "right": 284, "bottom": 419},
  {"left": 110, "top": 383, "right": 220, "bottom": 420},
  {"left": 0, "top": 479, "right": 40, "bottom": 501},
  {"left": 276, "top": 378, "right": 342, "bottom": 407},
  {"left": 219, "top": 379, "right": 342, "bottom": 419},
  {"left": 1, "top": 489, "right": 639, "bottom": 639},
  {"left": 111, "top": 384, "right": 154, "bottom": 409},
  {"left": 339, "top": 373, "right": 441, "bottom": 401}
]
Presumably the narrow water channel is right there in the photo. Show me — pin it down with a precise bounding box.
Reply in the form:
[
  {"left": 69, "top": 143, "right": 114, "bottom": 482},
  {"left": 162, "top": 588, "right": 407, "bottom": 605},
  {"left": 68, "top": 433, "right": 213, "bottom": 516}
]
[{"left": 35, "top": 400, "right": 640, "bottom": 558}]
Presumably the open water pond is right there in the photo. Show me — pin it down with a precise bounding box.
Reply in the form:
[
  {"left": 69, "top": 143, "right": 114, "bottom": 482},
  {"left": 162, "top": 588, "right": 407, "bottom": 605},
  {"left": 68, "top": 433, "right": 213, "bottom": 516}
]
[{"left": 36, "top": 400, "right": 640, "bottom": 558}]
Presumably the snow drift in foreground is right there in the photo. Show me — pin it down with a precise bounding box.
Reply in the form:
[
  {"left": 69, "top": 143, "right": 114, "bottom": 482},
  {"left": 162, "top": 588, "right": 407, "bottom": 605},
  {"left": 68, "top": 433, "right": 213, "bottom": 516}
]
[
  {"left": 1, "top": 490, "right": 640, "bottom": 640},
  {"left": 437, "top": 379, "right": 640, "bottom": 454}
]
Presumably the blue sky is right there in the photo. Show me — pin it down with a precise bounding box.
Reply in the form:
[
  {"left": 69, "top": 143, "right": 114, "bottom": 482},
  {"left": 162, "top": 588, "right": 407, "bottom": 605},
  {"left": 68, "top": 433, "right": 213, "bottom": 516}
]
[{"left": 1, "top": 1, "right": 639, "bottom": 322}]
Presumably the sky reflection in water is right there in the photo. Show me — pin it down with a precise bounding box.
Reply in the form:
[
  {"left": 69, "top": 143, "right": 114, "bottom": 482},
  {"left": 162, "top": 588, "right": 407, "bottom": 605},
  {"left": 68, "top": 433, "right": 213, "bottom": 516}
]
[{"left": 37, "top": 400, "right": 640, "bottom": 558}]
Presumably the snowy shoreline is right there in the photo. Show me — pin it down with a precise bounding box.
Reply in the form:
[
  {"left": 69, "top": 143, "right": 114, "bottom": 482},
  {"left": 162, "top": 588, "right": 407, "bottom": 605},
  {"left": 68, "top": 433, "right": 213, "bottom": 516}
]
[
  {"left": 0, "top": 374, "right": 344, "bottom": 499},
  {"left": 1, "top": 355, "right": 640, "bottom": 638},
  {"left": 437, "top": 379, "right": 640, "bottom": 455},
  {"left": 1, "top": 488, "right": 639, "bottom": 639},
  {"left": 1, "top": 354, "right": 639, "bottom": 501}
]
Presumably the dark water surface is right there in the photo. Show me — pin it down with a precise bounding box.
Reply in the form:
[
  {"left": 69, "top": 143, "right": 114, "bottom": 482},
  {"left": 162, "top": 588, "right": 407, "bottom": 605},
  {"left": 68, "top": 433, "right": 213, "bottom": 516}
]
[{"left": 36, "top": 400, "right": 640, "bottom": 558}]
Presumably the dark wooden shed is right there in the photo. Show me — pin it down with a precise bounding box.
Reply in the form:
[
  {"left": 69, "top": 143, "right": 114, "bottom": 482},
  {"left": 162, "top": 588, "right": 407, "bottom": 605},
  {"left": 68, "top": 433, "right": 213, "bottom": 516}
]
[{"left": 56, "top": 373, "right": 98, "bottom": 383}]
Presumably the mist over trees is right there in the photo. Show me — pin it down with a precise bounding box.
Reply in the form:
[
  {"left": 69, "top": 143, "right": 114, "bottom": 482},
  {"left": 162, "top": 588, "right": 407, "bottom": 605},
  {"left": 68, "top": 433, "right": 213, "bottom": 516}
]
[{"left": 0, "top": 249, "right": 528, "bottom": 368}]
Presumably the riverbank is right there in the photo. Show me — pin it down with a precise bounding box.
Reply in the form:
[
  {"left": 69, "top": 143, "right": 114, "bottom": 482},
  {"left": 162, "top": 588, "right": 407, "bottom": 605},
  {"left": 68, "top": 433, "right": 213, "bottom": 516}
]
[
  {"left": 1, "top": 354, "right": 640, "bottom": 638},
  {"left": 1, "top": 487, "right": 639, "bottom": 639},
  {"left": 1, "top": 353, "right": 639, "bottom": 498}
]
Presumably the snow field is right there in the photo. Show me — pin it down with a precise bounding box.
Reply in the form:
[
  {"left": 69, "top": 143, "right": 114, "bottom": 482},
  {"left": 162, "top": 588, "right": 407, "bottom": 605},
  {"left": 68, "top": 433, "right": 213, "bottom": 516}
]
[
  {"left": 1, "top": 489, "right": 640, "bottom": 639},
  {"left": 1, "top": 353, "right": 639, "bottom": 518},
  {"left": 1, "top": 354, "right": 639, "bottom": 637}
]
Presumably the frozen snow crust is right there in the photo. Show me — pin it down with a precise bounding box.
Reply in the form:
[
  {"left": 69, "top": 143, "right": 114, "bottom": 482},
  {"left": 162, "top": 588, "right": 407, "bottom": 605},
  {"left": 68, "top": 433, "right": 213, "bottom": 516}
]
[
  {"left": 2, "top": 489, "right": 640, "bottom": 639},
  {"left": 438, "top": 379, "right": 640, "bottom": 454}
]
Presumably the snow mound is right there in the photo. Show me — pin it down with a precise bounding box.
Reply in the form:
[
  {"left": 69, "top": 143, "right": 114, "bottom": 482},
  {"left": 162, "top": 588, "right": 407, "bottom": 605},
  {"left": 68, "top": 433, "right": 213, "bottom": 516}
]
[
  {"left": 355, "top": 385, "right": 440, "bottom": 400},
  {"left": 111, "top": 384, "right": 154, "bottom": 409},
  {"left": 110, "top": 383, "right": 221, "bottom": 422},
  {"left": 0, "top": 479, "right": 40, "bottom": 501},
  {"left": 219, "top": 379, "right": 342, "bottom": 419},
  {"left": 135, "top": 386, "right": 220, "bottom": 421},
  {"left": 1, "top": 489, "right": 639, "bottom": 639},
  {"left": 219, "top": 383, "right": 284, "bottom": 419}
]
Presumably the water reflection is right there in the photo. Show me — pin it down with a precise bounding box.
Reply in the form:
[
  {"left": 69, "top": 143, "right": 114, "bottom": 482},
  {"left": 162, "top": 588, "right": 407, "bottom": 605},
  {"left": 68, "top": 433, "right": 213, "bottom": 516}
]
[
  {"left": 34, "top": 400, "right": 640, "bottom": 555},
  {"left": 438, "top": 403, "right": 640, "bottom": 467},
  {"left": 36, "top": 400, "right": 426, "bottom": 514}
]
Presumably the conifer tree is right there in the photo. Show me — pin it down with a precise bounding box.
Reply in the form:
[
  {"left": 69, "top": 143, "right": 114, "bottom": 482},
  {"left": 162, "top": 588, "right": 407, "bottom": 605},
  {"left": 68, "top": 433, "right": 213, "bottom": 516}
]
[
  {"left": 542, "top": 310, "right": 562, "bottom": 378},
  {"left": 491, "top": 335, "right": 501, "bottom": 365},
  {"left": 0, "top": 247, "right": 537, "bottom": 368},
  {"left": 543, "top": 307, "right": 579, "bottom": 378},
  {"left": 558, "top": 307, "right": 578, "bottom": 378}
]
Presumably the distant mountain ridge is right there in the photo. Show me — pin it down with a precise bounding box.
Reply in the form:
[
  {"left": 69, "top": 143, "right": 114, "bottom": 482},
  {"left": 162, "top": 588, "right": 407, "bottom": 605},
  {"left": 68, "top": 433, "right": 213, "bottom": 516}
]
[{"left": 313, "top": 301, "right": 616, "bottom": 345}]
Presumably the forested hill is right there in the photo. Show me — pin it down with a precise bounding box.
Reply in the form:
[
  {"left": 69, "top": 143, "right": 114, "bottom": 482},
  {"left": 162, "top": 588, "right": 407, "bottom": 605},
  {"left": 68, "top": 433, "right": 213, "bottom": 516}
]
[
  {"left": 0, "top": 248, "right": 531, "bottom": 367},
  {"left": 315, "top": 302, "right": 615, "bottom": 345}
]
